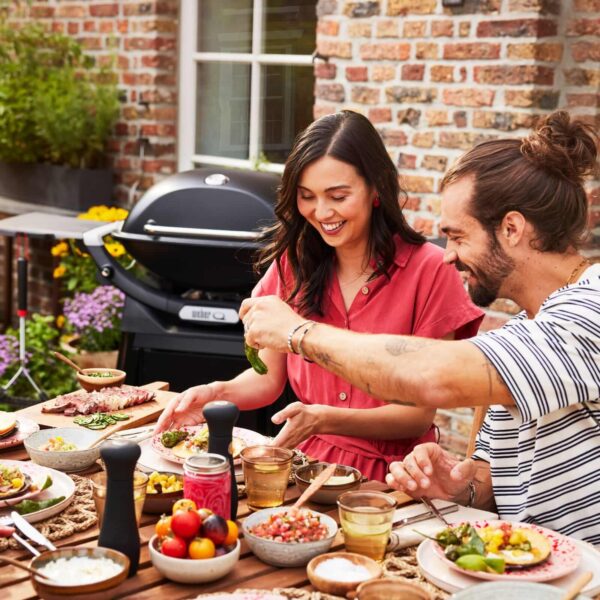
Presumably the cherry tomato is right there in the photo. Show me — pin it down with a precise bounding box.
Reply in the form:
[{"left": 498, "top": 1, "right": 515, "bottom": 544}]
[
  {"left": 197, "top": 507, "right": 212, "bottom": 522},
  {"left": 188, "top": 536, "right": 216, "bottom": 559},
  {"left": 160, "top": 535, "right": 187, "bottom": 558},
  {"left": 224, "top": 520, "right": 238, "bottom": 546},
  {"left": 155, "top": 515, "right": 172, "bottom": 539},
  {"left": 171, "top": 508, "right": 202, "bottom": 539},
  {"left": 172, "top": 498, "right": 197, "bottom": 514}
]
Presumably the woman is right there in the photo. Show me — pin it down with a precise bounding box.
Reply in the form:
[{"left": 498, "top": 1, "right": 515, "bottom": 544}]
[{"left": 156, "top": 111, "right": 483, "bottom": 481}]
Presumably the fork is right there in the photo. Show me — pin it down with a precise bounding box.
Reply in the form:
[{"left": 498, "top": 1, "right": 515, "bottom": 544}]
[
  {"left": 420, "top": 497, "right": 452, "bottom": 527},
  {"left": 0, "top": 516, "right": 40, "bottom": 557}
]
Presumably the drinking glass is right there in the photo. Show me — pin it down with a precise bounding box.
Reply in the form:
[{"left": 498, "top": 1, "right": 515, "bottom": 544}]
[
  {"left": 91, "top": 470, "right": 148, "bottom": 529},
  {"left": 337, "top": 491, "right": 397, "bottom": 561},
  {"left": 240, "top": 445, "right": 293, "bottom": 511}
]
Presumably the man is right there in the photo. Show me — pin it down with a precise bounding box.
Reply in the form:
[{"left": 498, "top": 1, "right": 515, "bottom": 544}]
[{"left": 240, "top": 111, "right": 600, "bottom": 545}]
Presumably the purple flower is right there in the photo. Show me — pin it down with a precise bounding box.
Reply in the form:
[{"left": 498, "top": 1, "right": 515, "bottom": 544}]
[{"left": 63, "top": 285, "right": 125, "bottom": 352}]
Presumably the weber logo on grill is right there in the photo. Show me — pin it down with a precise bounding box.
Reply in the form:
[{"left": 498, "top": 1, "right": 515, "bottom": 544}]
[{"left": 178, "top": 306, "right": 239, "bottom": 324}]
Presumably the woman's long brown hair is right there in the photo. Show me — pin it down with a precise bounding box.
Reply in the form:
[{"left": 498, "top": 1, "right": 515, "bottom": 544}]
[{"left": 257, "top": 110, "right": 425, "bottom": 317}]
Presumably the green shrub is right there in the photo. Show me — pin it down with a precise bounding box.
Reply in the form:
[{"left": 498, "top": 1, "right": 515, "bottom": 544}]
[{"left": 0, "top": 22, "right": 120, "bottom": 168}]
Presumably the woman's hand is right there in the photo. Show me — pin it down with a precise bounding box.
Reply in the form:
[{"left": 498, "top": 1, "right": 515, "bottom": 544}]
[
  {"left": 386, "top": 442, "right": 477, "bottom": 501},
  {"left": 154, "top": 383, "right": 219, "bottom": 434},
  {"left": 240, "top": 296, "right": 305, "bottom": 353},
  {"left": 271, "top": 402, "right": 323, "bottom": 449}
]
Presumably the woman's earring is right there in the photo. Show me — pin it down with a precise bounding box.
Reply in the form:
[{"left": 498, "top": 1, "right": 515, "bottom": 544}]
[{"left": 373, "top": 196, "right": 380, "bottom": 208}]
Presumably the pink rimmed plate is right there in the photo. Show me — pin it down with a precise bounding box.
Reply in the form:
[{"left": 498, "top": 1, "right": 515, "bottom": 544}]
[
  {"left": 0, "top": 416, "right": 39, "bottom": 450},
  {"left": 151, "top": 425, "right": 268, "bottom": 465},
  {"left": 429, "top": 520, "right": 580, "bottom": 583}
]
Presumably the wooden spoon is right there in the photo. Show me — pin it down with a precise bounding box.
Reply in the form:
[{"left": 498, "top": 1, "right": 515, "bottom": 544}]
[
  {"left": 53, "top": 351, "right": 84, "bottom": 374},
  {"left": 293, "top": 462, "right": 338, "bottom": 510},
  {"left": 561, "top": 571, "right": 593, "bottom": 600},
  {"left": 0, "top": 556, "right": 55, "bottom": 581}
]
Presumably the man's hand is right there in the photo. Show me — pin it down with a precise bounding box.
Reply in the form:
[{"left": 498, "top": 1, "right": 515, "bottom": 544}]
[
  {"left": 154, "top": 384, "right": 219, "bottom": 434},
  {"left": 239, "top": 296, "right": 305, "bottom": 354},
  {"left": 386, "top": 443, "right": 477, "bottom": 501},
  {"left": 271, "top": 402, "right": 322, "bottom": 449}
]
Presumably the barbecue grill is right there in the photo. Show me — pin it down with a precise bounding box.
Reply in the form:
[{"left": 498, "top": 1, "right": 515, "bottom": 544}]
[{"left": 83, "top": 168, "right": 291, "bottom": 434}]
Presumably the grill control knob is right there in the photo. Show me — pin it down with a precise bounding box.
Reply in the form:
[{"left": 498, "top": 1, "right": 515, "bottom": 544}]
[{"left": 204, "top": 173, "right": 230, "bottom": 186}]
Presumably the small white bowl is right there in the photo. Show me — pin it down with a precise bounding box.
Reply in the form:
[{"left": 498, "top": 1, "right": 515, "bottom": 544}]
[
  {"left": 242, "top": 506, "right": 338, "bottom": 567},
  {"left": 24, "top": 428, "right": 101, "bottom": 472},
  {"left": 149, "top": 535, "right": 240, "bottom": 584}
]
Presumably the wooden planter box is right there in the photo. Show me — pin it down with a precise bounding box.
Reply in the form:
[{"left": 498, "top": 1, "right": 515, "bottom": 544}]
[{"left": 0, "top": 161, "right": 114, "bottom": 211}]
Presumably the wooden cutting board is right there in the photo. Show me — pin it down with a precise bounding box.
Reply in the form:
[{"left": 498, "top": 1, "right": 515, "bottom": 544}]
[{"left": 17, "top": 381, "right": 177, "bottom": 431}]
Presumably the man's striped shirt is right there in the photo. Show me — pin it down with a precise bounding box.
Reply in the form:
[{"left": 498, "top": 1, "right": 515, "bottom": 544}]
[{"left": 470, "top": 264, "right": 600, "bottom": 546}]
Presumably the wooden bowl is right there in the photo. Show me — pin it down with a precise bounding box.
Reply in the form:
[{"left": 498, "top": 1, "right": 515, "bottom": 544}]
[
  {"left": 143, "top": 472, "right": 184, "bottom": 514},
  {"left": 77, "top": 368, "right": 126, "bottom": 392},
  {"left": 307, "top": 552, "right": 381, "bottom": 596},
  {"left": 30, "top": 546, "right": 129, "bottom": 599},
  {"left": 355, "top": 579, "right": 432, "bottom": 600}
]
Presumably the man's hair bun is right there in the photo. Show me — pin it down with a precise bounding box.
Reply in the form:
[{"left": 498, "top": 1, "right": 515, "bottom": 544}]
[{"left": 521, "top": 110, "right": 599, "bottom": 184}]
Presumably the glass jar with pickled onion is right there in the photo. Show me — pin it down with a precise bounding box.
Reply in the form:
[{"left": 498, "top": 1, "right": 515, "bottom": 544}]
[{"left": 183, "top": 454, "right": 231, "bottom": 519}]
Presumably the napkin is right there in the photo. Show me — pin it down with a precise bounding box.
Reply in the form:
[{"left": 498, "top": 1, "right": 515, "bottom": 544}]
[{"left": 387, "top": 499, "right": 498, "bottom": 550}]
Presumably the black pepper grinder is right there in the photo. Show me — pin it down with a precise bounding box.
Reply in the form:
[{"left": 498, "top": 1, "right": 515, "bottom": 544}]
[
  {"left": 98, "top": 440, "right": 141, "bottom": 577},
  {"left": 203, "top": 400, "right": 239, "bottom": 520}
]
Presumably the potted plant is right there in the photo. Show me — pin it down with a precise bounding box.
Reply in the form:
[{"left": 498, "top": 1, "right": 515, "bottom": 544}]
[
  {"left": 61, "top": 286, "right": 126, "bottom": 369},
  {"left": 0, "top": 22, "right": 120, "bottom": 209}
]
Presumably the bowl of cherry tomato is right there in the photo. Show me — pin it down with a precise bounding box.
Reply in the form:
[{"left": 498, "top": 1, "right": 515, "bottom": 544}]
[{"left": 149, "top": 499, "right": 240, "bottom": 584}]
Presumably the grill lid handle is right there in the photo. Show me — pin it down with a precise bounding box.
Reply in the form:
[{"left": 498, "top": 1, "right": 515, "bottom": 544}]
[{"left": 143, "top": 220, "right": 261, "bottom": 241}]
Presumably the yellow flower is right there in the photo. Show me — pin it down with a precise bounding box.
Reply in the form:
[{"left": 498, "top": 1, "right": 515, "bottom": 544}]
[
  {"left": 56, "top": 315, "right": 65, "bottom": 328},
  {"left": 78, "top": 205, "right": 129, "bottom": 222},
  {"left": 53, "top": 266, "right": 66, "bottom": 279},
  {"left": 105, "top": 242, "right": 126, "bottom": 258},
  {"left": 51, "top": 242, "right": 69, "bottom": 257}
]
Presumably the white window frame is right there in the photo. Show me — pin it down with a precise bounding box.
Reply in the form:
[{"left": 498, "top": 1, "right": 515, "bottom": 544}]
[{"left": 178, "top": 0, "right": 314, "bottom": 175}]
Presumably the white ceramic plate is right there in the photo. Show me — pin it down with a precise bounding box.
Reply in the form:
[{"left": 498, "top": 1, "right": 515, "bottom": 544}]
[
  {"left": 418, "top": 536, "right": 600, "bottom": 596},
  {"left": 0, "top": 465, "right": 75, "bottom": 522}
]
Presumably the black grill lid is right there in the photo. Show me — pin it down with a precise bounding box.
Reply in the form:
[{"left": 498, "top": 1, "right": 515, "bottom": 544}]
[
  {"left": 111, "top": 168, "right": 280, "bottom": 292},
  {"left": 122, "top": 168, "right": 279, "bottom": 236}
]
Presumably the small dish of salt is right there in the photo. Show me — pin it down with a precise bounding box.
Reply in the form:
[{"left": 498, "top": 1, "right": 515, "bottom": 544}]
[{"left": 307, "top": 552, "right": 382, "bottom": 597}]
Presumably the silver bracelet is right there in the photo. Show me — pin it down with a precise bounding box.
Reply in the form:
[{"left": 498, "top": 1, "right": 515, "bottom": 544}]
[
  {"left": 287, "top": 321, "right": 311, "bottom": 354},
  {"left": 297, "top": 321, "right": 317, "bottom": 363}
]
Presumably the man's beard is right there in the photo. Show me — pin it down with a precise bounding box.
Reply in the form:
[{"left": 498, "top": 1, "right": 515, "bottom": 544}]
[{"left": 455, "top": 236, "right": 515, "bottom": 307}]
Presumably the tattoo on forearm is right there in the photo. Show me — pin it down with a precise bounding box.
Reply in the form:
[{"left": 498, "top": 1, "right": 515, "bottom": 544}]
[
  {"left": 312, "top": 351, "right": 342, "bottom": 369},
  {"left": 385, "top": 337, "right": 434, "bottom": 357}
]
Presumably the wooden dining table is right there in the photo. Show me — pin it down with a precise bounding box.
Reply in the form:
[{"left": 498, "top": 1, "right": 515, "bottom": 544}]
[{"left": 0, "top": 399, "right": 415, "bottom": 600}]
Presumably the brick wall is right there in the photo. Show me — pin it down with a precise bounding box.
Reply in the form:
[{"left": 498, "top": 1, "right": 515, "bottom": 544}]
[
  {"left": 315, "top": 0, "right": 599, "bottom": 455},
  {"left": 6, "top": 0, "right": 180, "bottom": 205},
  {"left": 1, "top": 1, "right": 180, "bottom": 322}
]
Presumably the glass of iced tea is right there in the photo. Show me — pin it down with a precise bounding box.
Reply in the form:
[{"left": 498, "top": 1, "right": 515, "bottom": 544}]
[
  {"left": 337, "top": 490, "right": 397, "bottom": 561},
  {"left": 240, "top": 445, "right": 293, "bottom": 511},
  {"left": 91, "top": 470, "right": 148, "bottom": 529}
]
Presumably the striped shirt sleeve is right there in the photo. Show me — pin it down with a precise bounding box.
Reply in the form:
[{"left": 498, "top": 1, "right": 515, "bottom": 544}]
[{"left": 470, "top": 282, "right": 600, "bottom": 424}]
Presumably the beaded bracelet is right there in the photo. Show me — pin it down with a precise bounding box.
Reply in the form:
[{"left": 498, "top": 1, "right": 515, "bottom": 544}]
[
  {"left": 297, "top": 321, "right": 318, "bottom": 363},
  {"left": 287, "top": 321, "right": 311, "bottom": 354}
]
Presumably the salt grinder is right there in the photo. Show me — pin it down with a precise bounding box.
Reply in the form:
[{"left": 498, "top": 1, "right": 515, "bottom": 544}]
[
  {"left": 203, "top": 400, "right": 239, "bottom": 520},
  {"left": 98, "top": 440, "right": 141, "bottom": 576}
]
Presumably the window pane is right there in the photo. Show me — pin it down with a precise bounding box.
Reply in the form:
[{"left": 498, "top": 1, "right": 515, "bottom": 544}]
[
  {"left": 195, "top": 63, "right": 251, "bottom": 160},
  {"left": 263, "top": 0, "right": 316, "bottom": 55},
  {"left": 197, "top": 0, "right": 252, "bottom": 53},
  {"left": 260, "top": 65, "right": 314, "bottom": 164}
]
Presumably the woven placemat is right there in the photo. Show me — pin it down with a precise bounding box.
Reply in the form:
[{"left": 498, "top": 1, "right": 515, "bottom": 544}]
[{"left": 0, "top": 474, "right": 97, "bottom": 552}]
